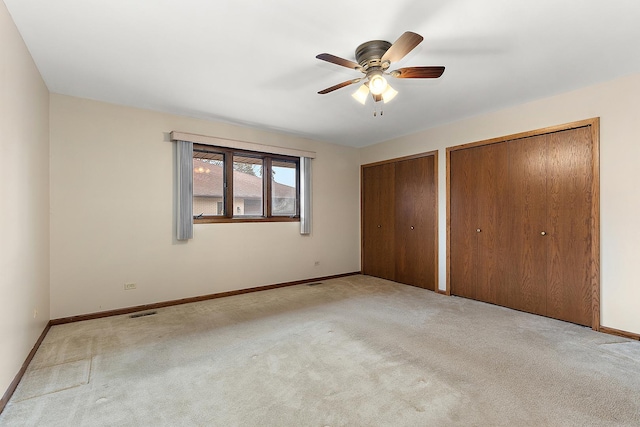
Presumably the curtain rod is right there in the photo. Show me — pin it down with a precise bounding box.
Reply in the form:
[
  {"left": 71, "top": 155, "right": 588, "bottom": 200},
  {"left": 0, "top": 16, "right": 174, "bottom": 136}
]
[{"left": 170, "top": 131, "right": 316, "bottom": 159}]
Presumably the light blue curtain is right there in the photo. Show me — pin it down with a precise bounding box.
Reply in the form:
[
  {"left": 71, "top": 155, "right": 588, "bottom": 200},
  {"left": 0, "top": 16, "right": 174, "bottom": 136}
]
[
  {"left": 300, "top": 157, "right": 312, "bottom": 235},
  {"left": 177, "top": 140, "right": 193, "bottom": 240}
]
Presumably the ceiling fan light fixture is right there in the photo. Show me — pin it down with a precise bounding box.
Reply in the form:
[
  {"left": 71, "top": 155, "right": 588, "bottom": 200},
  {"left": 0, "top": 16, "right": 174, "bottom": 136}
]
[
  {"left": 316, "top": 31, "right": 444, "bottom": 110},
  {"left": 368, "top": 73, "right": 388, "bottom": 95},
  {"left": 352, "top": 84, "right": 369, "bottom": 105},
  {"left": 382, "top": 85, "right": 398, "bottom": 103}
]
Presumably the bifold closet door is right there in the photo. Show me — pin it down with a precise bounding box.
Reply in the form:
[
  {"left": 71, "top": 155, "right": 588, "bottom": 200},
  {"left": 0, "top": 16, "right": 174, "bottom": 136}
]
[
  {"left": 507, "top": 134, "right": 549, "bottom": 316},
  {"left": 395, "top": 156, "right": 436, "bottom": 290},
  {"left": 450, "top": 125, "right": 595, "bottom": 327},
  {"left": 508, "top": 128, "right": 593, "bottom": 325},
  {"left": 476, "top": 142, "right": 510, "bottom": 306},
  {"left": 450, "top": 143, "right": 509, "bottom": 303},
  {"left": 545, "top": 127, "right": 593, "bottom": 326},
  {"left": 362, "top": 163, "right": 395, "bottom": 280},
  {"left": 449, "top": 148, "right": 480, "bottom": 299}
]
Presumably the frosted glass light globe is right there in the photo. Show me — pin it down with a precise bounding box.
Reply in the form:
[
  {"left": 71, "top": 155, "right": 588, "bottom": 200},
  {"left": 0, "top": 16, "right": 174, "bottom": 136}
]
[{"left": 369, "top": 74, "right": 388, "bottom": 95}]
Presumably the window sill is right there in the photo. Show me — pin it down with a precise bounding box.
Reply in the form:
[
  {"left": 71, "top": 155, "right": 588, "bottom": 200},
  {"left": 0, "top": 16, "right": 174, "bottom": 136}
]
[{"left": 194, "top": 216, "right": 300, "bottom": 224}]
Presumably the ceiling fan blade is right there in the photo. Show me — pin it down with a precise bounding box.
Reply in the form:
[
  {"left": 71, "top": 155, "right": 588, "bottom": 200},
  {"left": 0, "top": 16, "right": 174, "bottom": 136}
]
[
  {"left": 316, "top": 53, "right": 362, "bottom": 71},
  {"left": 381, "top": 31, "right": 424, "bottom": 64},
  {"left": 391, "top": 66, "right": 445, "bottom": 79},
  {"left": 318, "top": 78, "right": 362, "bottom": 94}
]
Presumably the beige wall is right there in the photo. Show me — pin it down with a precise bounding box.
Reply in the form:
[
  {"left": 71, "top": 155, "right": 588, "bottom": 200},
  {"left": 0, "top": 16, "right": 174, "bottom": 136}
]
[
  {"left": 361, "top": 72, "right": 640, "bottom": 335},
  {"left": 0, "top": 1, "right": 50, "bottom": 396},
  {"left": 49, "top": 94, "right": 361, "bottom": 319}
]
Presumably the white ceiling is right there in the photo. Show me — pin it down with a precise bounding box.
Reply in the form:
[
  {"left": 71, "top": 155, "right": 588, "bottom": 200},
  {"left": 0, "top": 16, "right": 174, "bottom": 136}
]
[{"left": 5, "top": 0, "right": 640, "bottom": 147}]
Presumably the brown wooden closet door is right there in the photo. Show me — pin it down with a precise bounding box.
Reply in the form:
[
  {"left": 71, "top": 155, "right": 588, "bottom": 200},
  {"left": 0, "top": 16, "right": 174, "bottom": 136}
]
[
  {"left": 362, "top": 163, "right": 396, "bottom": 280},
  {"left": 507, "top": 134, "right": 549, "bottom": 316},
  {"left": 395, "top": 156, "right": 436, "bottom": 290},
  {"left": 450, "top": 124, "right": 596, "bottom": 327},
  {"left": 450, "top": 143, "right": 509, "bottom": 304},
  {"left": 476, "top": 142, "right": 510, "bottom": 306},
  {"left": 450, "top": 148, "right": 480, "bottom": 299},
  {"left": 545, "top": 127, "right": 593, "bottom": 326}
]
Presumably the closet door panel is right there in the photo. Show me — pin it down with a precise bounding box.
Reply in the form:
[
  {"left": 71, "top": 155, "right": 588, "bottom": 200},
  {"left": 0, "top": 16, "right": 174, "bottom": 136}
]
[
  {"left": 362, "top": 163, "right": 396, "bottom": 280},
  {"left": 508, "top": 135, "right": 548, "bottom": 316},
  {"left": 546, "top": 127, "right": 593, "bottom": 326},
  {"left": 450, "top": 148, "right": 480, "bottom": 299},
  {"left": 395, "top": 156, "right": 436, "bottom": 290},
  {"left": 476, "top": 142, "right": 510, "bottom": 305}
]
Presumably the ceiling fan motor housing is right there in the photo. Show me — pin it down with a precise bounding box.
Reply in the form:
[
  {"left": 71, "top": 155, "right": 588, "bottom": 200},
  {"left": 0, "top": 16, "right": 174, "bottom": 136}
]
[{"left": 355, "top": 40, "right": 392, "bottom": 71}]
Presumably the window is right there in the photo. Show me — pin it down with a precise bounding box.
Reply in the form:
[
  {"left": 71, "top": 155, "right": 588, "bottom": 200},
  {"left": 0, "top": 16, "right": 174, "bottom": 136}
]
[
  {"left": 272, "top": 159, "right": 298, "bottom": 216},
  {"left": 193, "top": 151, "right": 224, "bottom": 217},
  {"left": 193, "top": 144, "right": 300, "bottom": 223},
  {"left": 233, "top": 154, "right": 264, "bottom": 217}
]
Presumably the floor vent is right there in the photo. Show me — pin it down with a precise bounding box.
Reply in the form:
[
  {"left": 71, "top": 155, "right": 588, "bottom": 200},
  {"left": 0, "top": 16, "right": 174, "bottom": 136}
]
[
  {"left": 130, "top": 311, "right": 157, "bottom": 319},
  {"left": 307, "top": 282, "right": 323, "bottom": 286}
]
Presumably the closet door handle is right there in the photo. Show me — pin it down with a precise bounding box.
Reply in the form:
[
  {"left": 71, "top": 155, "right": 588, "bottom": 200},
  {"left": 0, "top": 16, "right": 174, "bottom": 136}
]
[
  {"left": 377, "top": 225, "right": 382, "bottom": 228},
  {"left": 410, "top": 226, "right": 415, "bottom": 230},
  {"left": 541, "top": 231, "right": 547, "bottom": 236},
  {"left": 476, "top": 228, "right": 481, "bottom": 233}
]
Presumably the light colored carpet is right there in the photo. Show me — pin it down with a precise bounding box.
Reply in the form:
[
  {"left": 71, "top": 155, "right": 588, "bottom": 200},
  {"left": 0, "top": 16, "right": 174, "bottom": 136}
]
[{"left": 2, "top": 275, "right": 639, "bottom": 426}]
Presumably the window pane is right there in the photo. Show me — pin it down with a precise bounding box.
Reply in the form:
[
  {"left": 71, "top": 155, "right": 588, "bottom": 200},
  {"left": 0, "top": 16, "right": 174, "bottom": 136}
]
[
  {"left": 193, "top": 151, "right": 224, "bottom": 216},
  {"left": 233, "top": 155, "right": 263, "bottom": 216},
  {"left": 272, "top": 160, "right": 297, "bottom": 216}
]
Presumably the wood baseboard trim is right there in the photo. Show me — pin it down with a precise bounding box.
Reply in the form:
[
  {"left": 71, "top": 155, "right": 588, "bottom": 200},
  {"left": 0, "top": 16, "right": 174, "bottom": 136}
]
[
  {"left": 599, "top": 326, "right": 640, "bottom": 341},
  {"left": 0, "top": 322, "right": 51, "bottom": 415},
  {"left": 50, "top": 272, "right": 361, "bottom": 326}
]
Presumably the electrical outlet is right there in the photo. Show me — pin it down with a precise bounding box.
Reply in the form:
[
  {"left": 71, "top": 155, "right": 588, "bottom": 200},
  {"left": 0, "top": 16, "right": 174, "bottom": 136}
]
[
  {"left": 314, "top": 261, "right": 320, "bottom": 266},
  {"left": 124, "top": 283, "right": 137, "bottom": 290}
]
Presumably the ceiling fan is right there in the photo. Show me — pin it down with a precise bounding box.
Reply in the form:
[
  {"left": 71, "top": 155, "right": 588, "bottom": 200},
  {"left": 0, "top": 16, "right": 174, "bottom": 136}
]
[{"left": 316, "top": 31, "right": 445, "bottom": 105}]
